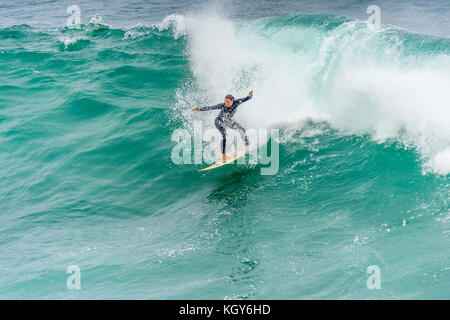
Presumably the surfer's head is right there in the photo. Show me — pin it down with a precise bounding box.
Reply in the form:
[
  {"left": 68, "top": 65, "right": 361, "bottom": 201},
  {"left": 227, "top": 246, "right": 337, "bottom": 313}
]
[{"left": 224, "top": 94, "right": 234, "bottom": 107}]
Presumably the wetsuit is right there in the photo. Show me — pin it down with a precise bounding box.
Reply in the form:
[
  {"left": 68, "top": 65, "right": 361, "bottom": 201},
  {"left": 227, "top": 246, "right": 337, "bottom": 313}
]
[{"left": 199, "top": 95, "right": 252, "bottom": 154}]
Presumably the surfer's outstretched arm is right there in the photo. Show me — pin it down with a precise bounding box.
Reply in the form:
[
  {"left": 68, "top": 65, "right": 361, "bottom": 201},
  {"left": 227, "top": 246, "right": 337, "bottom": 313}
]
[
  {"left": 192, "top": 103, "right": 223, "bottom": 111},
  {"left": 234, "top": 90, "right": 254, "bottom": 104}
]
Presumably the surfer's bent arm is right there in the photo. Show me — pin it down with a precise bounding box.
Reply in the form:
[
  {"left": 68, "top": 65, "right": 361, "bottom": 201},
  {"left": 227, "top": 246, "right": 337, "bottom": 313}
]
[{"left": 198, "top": 103, "right": 223, "bottom": 111}]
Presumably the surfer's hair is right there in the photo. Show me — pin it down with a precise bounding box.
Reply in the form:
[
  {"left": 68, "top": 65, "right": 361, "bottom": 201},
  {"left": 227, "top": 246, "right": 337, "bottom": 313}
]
[{"left": 225, "top": 94, "right": 234, "bottom": 100}]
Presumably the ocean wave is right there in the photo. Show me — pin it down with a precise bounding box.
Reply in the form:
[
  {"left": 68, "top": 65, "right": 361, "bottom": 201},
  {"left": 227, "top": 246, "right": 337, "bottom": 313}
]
[{"left": 169, "top": 13, "right": 450, "bottom": 175}]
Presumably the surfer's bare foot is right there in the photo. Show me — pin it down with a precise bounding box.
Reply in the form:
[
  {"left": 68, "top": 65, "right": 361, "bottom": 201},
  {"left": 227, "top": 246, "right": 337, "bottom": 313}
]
[{"left": 222, "top": 154, "right": 229, "bottom": 162}]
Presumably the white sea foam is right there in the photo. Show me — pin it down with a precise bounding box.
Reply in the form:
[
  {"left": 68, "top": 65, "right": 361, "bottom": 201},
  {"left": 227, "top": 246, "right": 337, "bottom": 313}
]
[
  {"left": 88, "top": 14, "right": 110, "bottom": 27},
  {"left": 58, "top": 35, "right": 85, "bottom": 48}
]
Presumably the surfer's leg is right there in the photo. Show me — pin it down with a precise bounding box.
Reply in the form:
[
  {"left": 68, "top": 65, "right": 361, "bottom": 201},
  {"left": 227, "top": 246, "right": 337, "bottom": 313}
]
[
  {"left": 228, "top": 120, "right": 249, "bottom": 146},
  {"left": 215, "top": 118, "right": 227, "bottom": 155}
]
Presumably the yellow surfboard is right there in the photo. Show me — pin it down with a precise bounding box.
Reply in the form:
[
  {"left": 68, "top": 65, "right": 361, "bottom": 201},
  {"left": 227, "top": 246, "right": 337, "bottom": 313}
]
[{"left": 197, "top": 149, "right": 248, "bottom": 172}]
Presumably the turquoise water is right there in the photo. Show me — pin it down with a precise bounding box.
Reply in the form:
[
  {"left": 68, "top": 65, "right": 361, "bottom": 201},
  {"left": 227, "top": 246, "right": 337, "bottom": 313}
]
[{"left": 0, "top": 2, "right": 449, "bottom": 299}]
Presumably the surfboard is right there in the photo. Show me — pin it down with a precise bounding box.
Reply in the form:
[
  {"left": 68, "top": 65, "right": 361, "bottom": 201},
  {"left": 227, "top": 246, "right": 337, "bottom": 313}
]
[{"left": 197, "top": 149, "right": 248, "bottom": 172}]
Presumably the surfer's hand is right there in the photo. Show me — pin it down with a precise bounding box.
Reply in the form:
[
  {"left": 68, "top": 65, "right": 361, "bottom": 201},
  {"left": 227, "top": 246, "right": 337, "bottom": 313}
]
[
  {"left": 192, "top": 107, "right": 200, "bottom": 111},
  {"left": 248, "top": 90, "right": 253, "bottom": 97}
]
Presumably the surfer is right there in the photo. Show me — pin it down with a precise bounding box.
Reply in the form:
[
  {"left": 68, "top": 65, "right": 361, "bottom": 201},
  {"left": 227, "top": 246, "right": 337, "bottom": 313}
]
[{"left": 192, "top": 90, "right": 253, "bottom": 162}]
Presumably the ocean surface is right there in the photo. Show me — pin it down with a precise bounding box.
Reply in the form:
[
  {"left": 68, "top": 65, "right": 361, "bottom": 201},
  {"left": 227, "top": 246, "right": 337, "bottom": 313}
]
[{"left": 0, "top": 0, "right": 449, "bottom": 299}]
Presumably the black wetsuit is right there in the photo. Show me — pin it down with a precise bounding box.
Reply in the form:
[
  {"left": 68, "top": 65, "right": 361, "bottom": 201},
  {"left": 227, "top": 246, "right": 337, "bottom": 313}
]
[{"left": 199, "top": 95, "right": 252, "bottom": 154}]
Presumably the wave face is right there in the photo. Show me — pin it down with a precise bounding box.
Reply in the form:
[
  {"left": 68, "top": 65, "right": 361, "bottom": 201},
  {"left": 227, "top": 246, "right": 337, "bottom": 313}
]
[{"left": 0, "top": 12, "right": 449, "bottom": 299}]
